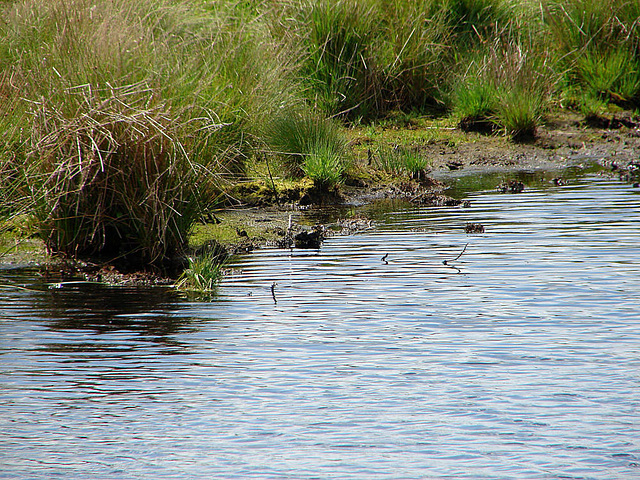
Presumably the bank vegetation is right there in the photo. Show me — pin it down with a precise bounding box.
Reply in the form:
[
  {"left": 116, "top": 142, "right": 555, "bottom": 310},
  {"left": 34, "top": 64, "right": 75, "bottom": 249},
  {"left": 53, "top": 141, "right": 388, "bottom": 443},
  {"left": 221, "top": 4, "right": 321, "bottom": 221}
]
[{"left": 1, "top": 0, "right": 639, "bottom": 282}]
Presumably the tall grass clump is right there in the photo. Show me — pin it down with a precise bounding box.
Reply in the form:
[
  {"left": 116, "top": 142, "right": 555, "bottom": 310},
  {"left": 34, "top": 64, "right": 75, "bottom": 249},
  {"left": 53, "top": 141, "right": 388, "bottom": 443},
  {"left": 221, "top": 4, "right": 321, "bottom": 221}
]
[
  {"left": 544, "top": 0, "right": 640, "bottom": 108},
  {"left": 377, "top": 0, "right": 452, "bottom": 113},
  {"left": 264, "top": 109, "right": 347, "bottom": 189},
  {"left": 294, "top": 0, "right": 460, "bottom": 120},
  {"left": 374, "top": 146, "right": 431, "bottom": 180},
  {"left": 300, "top": 0, "right": 380, "bottom": 119},
  {"left": 0, "top": 0, "right": 306, "bottom": 268},
  {"left": 452, "top": 28, "right": 552, "bottom": 139},
  {"left": 26, "top": 84, "right": 214, "bottom": 268},
  {"left": 441, "top": 0, "right": 511, "bottom": 48},
  {"left": 0, "top": 96, "right": 27, "bottom": 217}
]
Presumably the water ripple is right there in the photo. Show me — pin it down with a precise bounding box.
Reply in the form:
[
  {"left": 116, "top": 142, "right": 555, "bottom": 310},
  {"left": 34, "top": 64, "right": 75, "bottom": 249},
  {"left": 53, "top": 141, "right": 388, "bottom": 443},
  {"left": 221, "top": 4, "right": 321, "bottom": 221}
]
[{"left": 1, "top": 175, "right": 640, "bottom": 479}]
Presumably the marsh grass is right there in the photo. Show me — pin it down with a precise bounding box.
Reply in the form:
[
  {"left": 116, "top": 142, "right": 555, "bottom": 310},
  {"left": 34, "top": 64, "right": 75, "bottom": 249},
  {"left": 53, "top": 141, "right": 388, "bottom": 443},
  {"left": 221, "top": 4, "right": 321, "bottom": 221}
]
[
  {"left": 3, "top": 0, "right": 640, "bottom": 271},
  {"left": 0, "top": 0, "right": 305, "bottom": 268},
  {"left": 25, "top": 85, "right": 214, "bottom": 268},
  {"left": 495, "top": 86, "right": 544, "bottom": 140},
  {"left": 299, "top": 0, "right": 456, "bottom": 119},
  {"left": 453, "top": 76, "right": 499, "bottom": 132},
  {"left": 452, "top": 31, "right": 552, "bottom": 139},
  {"left": 374, "top": 146, "right": 431, "bottom": 180},
  {"left": 264, "top": 109, "right": 347, "bottom": 184},
  {"left": 378, "top": 0, "right": 451, "bottom": 113},
  {"left": 545, "top": 0, "right": 640, "bottom": 107},
  {"left": 575, "top": 47, "right": 640, "bottom": 105},
  {"left": 302, "top": 143, "right": 345, "bottom": 190},
  {"left": 302, "top": 0, "right": 380, "bottom": 118},
  {"left": 174, "top": 251, "right": 223, "bottom": 295}
]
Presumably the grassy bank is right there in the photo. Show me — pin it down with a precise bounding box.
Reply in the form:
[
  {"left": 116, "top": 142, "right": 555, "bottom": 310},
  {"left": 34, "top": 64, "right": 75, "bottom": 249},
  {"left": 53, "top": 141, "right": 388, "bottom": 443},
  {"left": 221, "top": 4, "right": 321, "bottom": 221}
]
[{"left": 1, "top": 0, "right": 639, "bottom": 281}]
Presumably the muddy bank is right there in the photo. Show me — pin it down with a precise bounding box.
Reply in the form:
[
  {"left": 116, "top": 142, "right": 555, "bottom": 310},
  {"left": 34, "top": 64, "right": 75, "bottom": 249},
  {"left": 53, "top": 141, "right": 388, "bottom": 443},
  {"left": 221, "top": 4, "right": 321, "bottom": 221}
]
[
  {"left": 2, "top": 112, "right": 639, "bottom": 283},
  {"left": 207, "top": 112, "right": 640, "bottom": 253},
  {"left": 348, "top": 111, "right": 640, "bottom": 178}
]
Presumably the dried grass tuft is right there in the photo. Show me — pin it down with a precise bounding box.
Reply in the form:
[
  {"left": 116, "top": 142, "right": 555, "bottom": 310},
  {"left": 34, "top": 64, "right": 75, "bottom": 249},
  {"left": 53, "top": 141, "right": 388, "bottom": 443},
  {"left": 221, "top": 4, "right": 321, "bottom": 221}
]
[{"left": 27, "top": 83, "right": 218, "bottom": 269}]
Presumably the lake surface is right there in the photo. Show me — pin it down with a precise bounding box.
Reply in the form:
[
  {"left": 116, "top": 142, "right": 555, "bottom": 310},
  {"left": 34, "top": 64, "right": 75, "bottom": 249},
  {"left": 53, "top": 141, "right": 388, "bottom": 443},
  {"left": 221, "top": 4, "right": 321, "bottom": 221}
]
[{"left": 1, "top": 170, "right": 640, "bottom": 479}]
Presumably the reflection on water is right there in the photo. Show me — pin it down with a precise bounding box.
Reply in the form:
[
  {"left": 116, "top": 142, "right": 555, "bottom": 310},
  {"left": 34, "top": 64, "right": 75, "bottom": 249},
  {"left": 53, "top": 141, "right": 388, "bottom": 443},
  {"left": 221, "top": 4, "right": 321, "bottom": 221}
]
[{"left": 1, "top": 173, "right": 640, "bottom": 479}]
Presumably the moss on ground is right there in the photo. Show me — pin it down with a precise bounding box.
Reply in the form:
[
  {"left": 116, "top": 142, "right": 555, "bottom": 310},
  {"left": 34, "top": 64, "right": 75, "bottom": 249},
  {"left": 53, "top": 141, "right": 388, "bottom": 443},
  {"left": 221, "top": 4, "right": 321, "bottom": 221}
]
[
  {"left": 225, "top": 178, "right": 315, "bottom": 207},
  {"left": 0, "top": 215, "right": 48, "bottom": 266}
]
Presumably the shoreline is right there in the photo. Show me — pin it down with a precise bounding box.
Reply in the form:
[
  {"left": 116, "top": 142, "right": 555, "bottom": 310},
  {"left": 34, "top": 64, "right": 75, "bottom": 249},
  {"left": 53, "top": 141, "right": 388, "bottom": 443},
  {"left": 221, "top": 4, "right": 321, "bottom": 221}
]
[{"left": 1, "top": 114, "right": 639, "bottom": 283}]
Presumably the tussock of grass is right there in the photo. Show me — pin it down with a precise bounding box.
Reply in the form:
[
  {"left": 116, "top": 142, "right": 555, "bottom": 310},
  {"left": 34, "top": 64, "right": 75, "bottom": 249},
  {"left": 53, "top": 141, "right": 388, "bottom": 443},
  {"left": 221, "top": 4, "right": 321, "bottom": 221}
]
[
  {"left": 302, "top": 144, "right": 345, "bottom": 190},
  {"left": 263, "top": 109, "right": 347, "bottom": 183},
  {"left": 0, "top": 0, "right": 304, "bottom": 268},
  {"left": 452, "top": 33, "right": 552, "bottom": 138},
  {"left": 26, "top": 84, "right": 211, "bottom": 268},
  {"left": 374, "top": 145, "right": 431, "bottom": 181},
  {"left": 174, "top": 252, "right": 223, "bottom": 295},
  {"left": 544, "top": 0, "right": 640, "bottom": 107},
  {"left": 576, "top": 47, "right": 640, "bottom": 104}
]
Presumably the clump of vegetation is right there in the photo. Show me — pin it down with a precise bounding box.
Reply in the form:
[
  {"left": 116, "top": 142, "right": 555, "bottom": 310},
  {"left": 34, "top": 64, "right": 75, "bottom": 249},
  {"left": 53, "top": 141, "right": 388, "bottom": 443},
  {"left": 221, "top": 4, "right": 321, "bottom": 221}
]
[
  {"left": 296, "top": 0, "right": 455, "bottom": 120},
  {"left": 264, "top": 109, "right": 347, "bottom": 189},
  {"left": 452, "top": 34, "right": 552, "bottom": 139},
  {"left": 26, "top": 85, "right": 212, "bottom": 269},
  {"left": 302, "top": 143, "right": 345, "bottom": 190},
  {"left": 0, "top": 0, "right": 301, "bottom": 270},
  {"left": 374, "top": 146, "right": 431, "bottom": 181},
  {"left": 174, "top": 251, "right": 223, "bottom": 296},
  {"left": 2, "top": 0, "right": 640, "bottom": 280},
  {"left": 544, "top": 0, "right": 640, "bottom": 109},
  {"left": 300, "top": 0, "right": 379, "bottom": 118}
]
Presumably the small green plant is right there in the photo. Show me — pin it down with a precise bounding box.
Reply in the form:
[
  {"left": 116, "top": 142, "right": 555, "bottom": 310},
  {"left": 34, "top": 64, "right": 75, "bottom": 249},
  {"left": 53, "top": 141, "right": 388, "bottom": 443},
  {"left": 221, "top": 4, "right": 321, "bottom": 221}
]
[
  {"left": 495, "top": 86, "right": 543, "bottom": 139},
  {"left": 174, "top": 251, "right": 223, "bottom": 295},
  {"left": 264, "top": 109, "right": 347, "bottom": 179},
  {"left": 302, "top": 143, "right": 345, "bottom": 190},
  {"left": 374, "top": 146, "right": 430, "bottom": 179},
  {"left": 577, "top": 93, "right": 609, "bottom": 118},
  {"left": 405, "top": 152, "right": 431, "bottom": 177}
]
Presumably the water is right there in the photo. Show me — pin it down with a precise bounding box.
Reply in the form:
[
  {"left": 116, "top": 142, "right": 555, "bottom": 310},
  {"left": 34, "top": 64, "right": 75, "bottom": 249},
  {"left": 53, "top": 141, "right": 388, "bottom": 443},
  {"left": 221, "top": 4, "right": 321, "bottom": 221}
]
[{"left": 1, "top": 173, "right": 639, "bottom": 479}]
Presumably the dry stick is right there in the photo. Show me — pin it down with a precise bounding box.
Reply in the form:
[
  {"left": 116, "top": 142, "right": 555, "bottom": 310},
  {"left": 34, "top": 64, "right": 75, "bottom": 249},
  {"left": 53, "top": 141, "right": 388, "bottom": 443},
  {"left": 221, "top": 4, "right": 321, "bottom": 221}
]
[{"left": 442, "top": 243, "right": 468, "bottom": 266}]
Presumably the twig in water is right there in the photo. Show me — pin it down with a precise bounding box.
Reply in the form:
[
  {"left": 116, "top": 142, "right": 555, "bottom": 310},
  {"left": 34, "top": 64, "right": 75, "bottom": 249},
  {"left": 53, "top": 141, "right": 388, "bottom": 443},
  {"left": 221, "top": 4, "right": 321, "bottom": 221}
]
[
  {"left": 443, "top": 243, "right": 468, "bottom": 266},
  {"left": 271, "top": 282, "right": 277, "bottom": 304},
  {"left": 381, "top": 253, "right": 389, "bottom": 264}
]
